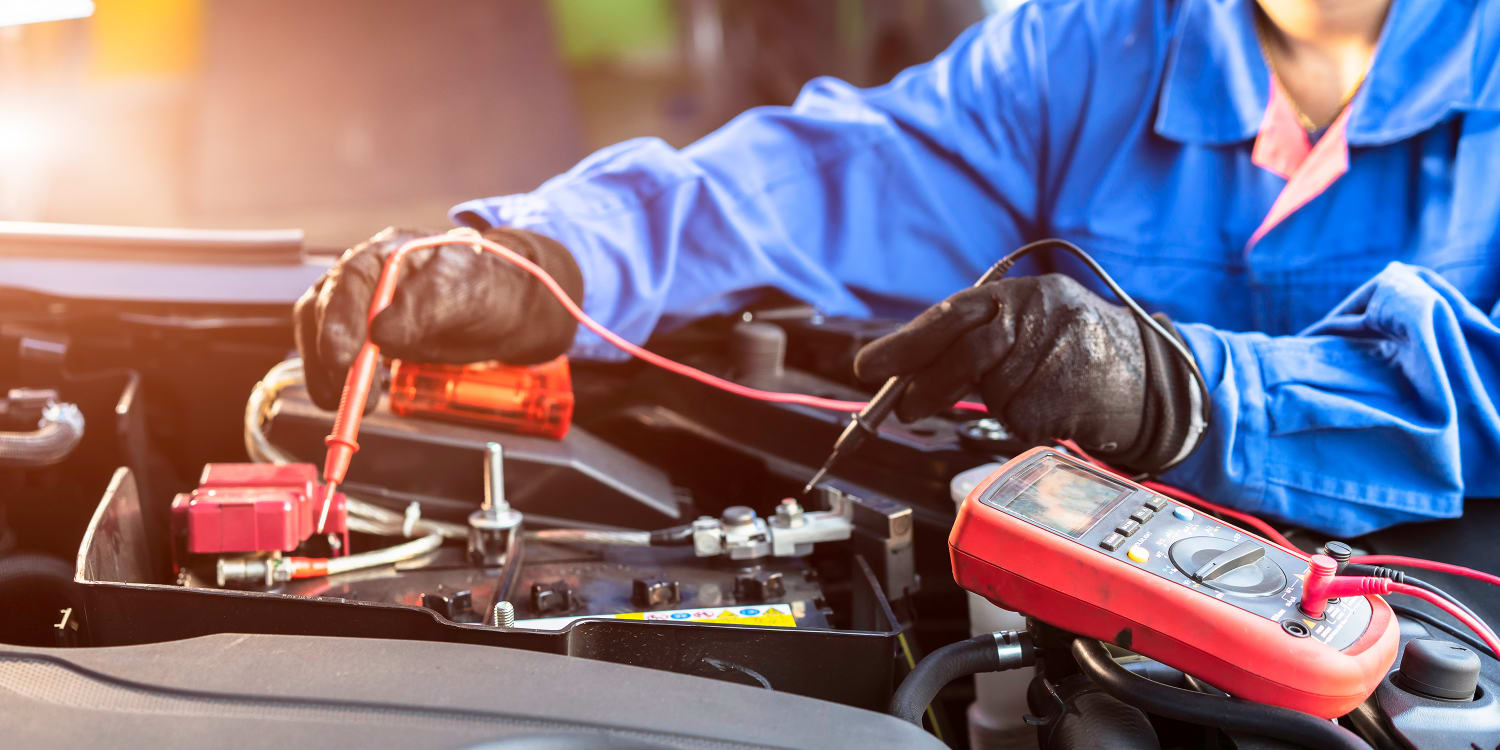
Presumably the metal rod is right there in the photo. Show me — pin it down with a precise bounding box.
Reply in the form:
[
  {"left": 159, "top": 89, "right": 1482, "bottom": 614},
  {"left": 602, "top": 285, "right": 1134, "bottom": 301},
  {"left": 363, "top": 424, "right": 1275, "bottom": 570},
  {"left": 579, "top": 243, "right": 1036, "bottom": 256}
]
[{"left": 483, "top": 442, "right": 506, "bottom": 512}]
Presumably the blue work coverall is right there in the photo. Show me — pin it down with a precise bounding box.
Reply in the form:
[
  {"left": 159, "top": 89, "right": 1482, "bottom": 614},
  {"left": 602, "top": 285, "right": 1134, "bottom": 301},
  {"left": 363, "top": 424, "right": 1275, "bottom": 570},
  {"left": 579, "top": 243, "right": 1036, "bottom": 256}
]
[{"left": 451, "top": 0, "right": 1500, "bottom": 537}]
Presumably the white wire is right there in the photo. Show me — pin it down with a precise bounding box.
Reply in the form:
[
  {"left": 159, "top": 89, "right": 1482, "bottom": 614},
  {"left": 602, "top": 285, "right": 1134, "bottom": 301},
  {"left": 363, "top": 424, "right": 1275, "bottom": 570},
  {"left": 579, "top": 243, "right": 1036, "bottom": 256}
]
[
  {"left": 523, "top": 528, "right": 651, "bottom": 546},
  {"left": 324, "top": 533, "right": 443, "bottom": 575}
]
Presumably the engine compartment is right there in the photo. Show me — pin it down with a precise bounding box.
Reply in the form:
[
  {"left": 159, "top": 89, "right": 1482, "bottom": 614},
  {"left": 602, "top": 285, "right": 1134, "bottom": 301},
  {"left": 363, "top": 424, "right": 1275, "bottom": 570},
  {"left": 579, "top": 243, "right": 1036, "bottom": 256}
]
[{"left": 3, "top": 277, "right": 1499, "bottom": 749}]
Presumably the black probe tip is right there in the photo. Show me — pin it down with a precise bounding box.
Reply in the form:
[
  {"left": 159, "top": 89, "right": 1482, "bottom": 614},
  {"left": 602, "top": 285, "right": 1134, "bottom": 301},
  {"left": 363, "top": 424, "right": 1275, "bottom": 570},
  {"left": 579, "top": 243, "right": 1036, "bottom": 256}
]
[{"left": 802, "top": 459, "right": 835, "bottom": 496}]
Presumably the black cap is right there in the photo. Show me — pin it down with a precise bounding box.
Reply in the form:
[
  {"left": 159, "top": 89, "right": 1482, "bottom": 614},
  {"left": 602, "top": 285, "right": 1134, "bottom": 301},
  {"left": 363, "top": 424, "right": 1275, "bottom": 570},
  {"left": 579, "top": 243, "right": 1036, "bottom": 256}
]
[
  {"left": 1322, "top": 541, "right": 1353, "bottom": 572},
  {"left": 1396, "top": 638, "right": 1481, "bottom": 701},
  {"left": 730, "top": 321, "right": 786, "bottom": 379}
]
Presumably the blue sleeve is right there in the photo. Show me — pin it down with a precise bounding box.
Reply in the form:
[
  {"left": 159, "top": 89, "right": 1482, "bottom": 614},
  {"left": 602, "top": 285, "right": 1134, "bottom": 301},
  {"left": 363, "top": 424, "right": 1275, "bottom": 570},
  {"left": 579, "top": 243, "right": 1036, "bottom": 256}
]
[
  {"left": 1167, "top": 262, "right": 1500, "bottom": 536},
  {"left": 449, "top": 12, "right": 1045, "bottom": 359}
]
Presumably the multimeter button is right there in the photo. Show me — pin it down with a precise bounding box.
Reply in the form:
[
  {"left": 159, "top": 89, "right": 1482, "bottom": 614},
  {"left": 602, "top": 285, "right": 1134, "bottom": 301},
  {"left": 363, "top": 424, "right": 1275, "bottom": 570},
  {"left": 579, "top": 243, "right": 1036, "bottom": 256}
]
[
  {"left": 1173, "top": 506, "right": 1195, "bottom": 521},
  {"left": 1143, "top": 495, "right": 1168, "bottom": 512},
  {"left": 1100, "top": 533, "right": 1126, "bottom": 551},
  {"left": 1129, "top": 508, "right": 1154, "bottom": 524},
  {"left": 1115, "top": 520, "right": 1141, "bottom": 537},
  {"left": 1127, "top": 546, "right": 1150, "bottom": 563}
]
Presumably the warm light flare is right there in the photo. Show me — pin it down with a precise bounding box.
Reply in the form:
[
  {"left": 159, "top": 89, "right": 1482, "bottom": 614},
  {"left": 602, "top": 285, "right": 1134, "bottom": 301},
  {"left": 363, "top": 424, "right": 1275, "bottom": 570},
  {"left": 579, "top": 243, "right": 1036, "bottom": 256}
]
[{"left": 0, "top": 0, "right": 93, "bottom": 28}]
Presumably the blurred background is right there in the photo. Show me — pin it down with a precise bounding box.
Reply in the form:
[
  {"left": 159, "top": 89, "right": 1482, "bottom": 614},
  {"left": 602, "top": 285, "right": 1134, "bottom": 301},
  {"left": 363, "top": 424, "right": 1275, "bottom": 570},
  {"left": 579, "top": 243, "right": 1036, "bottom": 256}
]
[{"left": 0, "top": 0, "right": 993, "bottom": 250}]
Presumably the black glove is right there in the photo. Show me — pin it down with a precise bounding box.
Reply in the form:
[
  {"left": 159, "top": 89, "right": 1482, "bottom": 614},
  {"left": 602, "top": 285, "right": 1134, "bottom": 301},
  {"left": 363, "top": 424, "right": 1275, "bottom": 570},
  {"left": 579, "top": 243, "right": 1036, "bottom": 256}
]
[
  {"left": 854, "top": 274, "right": 1203, "bottom": 474},
  {"left": 294, "top": 226, "right": 584, "bottom": 410}
]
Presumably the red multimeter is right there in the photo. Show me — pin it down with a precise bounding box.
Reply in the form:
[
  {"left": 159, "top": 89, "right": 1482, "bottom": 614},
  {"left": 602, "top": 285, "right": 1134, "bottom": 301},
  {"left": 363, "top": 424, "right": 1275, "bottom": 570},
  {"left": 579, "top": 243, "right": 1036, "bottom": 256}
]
[{"left": 950, "top": 447, "right": 1399, "bottom": 718}]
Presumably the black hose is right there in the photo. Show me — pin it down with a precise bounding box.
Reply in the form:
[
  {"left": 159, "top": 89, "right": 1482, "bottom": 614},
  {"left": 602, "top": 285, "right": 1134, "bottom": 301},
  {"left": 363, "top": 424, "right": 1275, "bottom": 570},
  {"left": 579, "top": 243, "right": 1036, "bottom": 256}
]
[
  {"left": 1044, "top": 688, "right": 1160, "bottom": 750},
  {"left": 1071, "top": 639, "right": 1371, "bottom": 750},
  {"left": 889, "top": 631, "right": 1033, "bottom": 724},
  {"left": 1121, "top": 659, "right": 1195, "bottom": 689}
]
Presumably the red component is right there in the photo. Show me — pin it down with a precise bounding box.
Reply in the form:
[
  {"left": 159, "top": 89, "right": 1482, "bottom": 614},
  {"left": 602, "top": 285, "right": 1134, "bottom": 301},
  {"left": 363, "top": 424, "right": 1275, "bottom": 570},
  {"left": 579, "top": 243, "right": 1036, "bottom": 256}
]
[
  {"left": 1298, "top": 555, "right": 1398, "bottom": 618},
  {"left": 388, "top": 357, "right": 573, "bottom": 439},
  {"left": 170, "top": 463, "right": 347, "bottom": 557},
  {"left": 284, "top": 557, "right": 330, "bottom": 578},
  {"left": 950, "top": 447, "right": 1399, "bottom": 719}
]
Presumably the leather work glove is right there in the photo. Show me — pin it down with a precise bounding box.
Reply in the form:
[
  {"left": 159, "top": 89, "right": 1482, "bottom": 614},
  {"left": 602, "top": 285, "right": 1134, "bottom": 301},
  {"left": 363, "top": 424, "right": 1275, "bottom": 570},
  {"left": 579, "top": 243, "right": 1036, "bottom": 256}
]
[
  {"left": 294, "top": 226, "right": 584, "bottom": 410},
  {"left": 853, "top": 274, "right": 1204, "bottom": 475}
]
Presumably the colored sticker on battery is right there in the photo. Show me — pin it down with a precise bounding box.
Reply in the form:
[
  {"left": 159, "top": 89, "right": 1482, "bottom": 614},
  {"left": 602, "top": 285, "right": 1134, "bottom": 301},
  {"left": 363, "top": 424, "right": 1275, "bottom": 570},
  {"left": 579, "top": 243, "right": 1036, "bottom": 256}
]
[{"left": 515, "top": 603, "right": 799, "bottom": 631}]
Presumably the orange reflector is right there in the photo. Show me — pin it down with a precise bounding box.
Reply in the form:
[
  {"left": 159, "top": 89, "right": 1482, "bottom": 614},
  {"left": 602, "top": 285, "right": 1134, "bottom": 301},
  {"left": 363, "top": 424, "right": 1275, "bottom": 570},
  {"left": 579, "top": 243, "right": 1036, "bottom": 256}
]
[{"left": 388, "top": 357, "right": 573, "bottom": 440}]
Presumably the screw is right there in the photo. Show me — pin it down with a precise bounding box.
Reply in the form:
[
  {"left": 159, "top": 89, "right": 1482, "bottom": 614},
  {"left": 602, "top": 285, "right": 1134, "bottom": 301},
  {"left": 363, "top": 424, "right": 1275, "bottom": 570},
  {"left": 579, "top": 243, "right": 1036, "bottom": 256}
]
[{"left": 492, "top": 600, "right": 516, "bottom": 628}]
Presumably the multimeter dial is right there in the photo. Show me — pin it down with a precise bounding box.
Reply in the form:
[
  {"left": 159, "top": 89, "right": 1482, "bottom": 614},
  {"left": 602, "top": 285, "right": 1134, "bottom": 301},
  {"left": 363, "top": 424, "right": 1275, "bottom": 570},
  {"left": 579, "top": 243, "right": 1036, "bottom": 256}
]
[{"left": 1168, "top": 536, "right": 1287, "bottom": 597}]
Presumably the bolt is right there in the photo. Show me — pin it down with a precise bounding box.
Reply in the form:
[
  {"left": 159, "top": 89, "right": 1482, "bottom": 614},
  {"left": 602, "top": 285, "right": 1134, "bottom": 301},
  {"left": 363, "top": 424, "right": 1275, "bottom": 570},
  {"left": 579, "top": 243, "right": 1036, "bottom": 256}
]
[
  {"left": 483, "top": 442, "right": 507, "bottom": 513},
  {"left": 774, "top": 498, "right": 805, "bottom": 527},
  {"left": 492, "top": 600, "right": 516, "bottom": 627},
  {"left": 471, "top": 443, "right": 520, "bottom": 563}
]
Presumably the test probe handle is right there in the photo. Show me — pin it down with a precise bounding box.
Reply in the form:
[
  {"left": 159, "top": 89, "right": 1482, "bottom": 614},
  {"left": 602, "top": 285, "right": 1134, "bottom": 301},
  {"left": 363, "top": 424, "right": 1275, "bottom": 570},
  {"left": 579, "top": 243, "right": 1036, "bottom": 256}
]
[
  {"left": 852, "top": 257, "right": 1006, "bottom": 433},
  {"left": 320, "top": 245, "right": 412, "bottom": 491},
  {"left": 835, "top": 374, "right": 911, "bottom": 447},
  {"left": 804, "top": 259, "right": 1008, "bottom": 493},
  {"left": 322, "top": 340, "right": 382, "bottom": 487}
]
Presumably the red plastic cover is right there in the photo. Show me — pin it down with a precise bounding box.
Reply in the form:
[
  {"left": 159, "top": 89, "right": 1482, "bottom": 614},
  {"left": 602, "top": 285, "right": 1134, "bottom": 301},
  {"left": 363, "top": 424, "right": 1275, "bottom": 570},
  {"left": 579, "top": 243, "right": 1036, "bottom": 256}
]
[{"left": 170, "top": 463, "right": 346, "bottom": 555}]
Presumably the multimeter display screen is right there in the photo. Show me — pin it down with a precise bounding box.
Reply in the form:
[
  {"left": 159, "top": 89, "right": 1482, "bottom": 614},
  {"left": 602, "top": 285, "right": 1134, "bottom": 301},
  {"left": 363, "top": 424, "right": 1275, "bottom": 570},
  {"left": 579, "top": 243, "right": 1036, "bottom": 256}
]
[{"left": 1001, "top": 459, "right": 1129, "bottom": 537}]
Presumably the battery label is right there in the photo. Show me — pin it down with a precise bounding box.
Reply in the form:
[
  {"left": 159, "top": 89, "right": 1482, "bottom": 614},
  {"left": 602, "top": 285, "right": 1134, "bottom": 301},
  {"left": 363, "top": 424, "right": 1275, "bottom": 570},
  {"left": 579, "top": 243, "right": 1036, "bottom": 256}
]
[{"left": 515, "top": 603, "right": 799, "bottom": 631}]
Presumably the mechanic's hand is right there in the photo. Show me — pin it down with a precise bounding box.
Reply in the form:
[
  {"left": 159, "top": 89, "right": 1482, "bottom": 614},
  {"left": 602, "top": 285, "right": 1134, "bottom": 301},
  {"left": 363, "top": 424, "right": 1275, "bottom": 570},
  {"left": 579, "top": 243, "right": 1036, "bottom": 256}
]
[
  {"left": 294, "top": 226, "right": 584, "bottom": 410},
  {"left": 854, "top": 274, "right": 1203, "bottom": 474}
]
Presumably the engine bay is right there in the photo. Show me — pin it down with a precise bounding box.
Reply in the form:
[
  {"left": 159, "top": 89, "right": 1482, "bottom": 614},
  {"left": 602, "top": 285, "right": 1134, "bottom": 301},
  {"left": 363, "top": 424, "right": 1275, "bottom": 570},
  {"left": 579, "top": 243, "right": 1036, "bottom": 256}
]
[{"left": 2, "top": 250, "right": 1499, "bottom": 749}]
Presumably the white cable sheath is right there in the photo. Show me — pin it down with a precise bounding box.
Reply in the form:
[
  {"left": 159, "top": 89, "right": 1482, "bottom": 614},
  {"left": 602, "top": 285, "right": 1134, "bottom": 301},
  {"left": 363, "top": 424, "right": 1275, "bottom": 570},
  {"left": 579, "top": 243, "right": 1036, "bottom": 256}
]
[{"left": 324, "top": 534, "right": 443, "bottom": 575}]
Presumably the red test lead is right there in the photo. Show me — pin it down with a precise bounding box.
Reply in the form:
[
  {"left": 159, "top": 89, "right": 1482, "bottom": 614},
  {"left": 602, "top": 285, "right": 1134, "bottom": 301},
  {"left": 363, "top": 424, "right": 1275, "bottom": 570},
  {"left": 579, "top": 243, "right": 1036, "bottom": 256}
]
[{"left": 317, "top": 236, "right": 424, "bottom": 531}]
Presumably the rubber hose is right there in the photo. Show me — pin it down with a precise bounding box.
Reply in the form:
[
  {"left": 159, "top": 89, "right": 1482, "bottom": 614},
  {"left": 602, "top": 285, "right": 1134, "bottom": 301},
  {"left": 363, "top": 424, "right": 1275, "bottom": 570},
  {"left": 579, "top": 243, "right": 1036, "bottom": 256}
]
[
  {"left": 890, "top": 632, "right": 1031, "bottom": 724},
  {"left": 1071, "top": 639, "right": 1371, "bottom": 750},
  {"left": 1121, "top": 659, "right": 1195, "bottom": 690},
  {"left": 1045, "top": 690, "right": 1160, "bottom": 750},
  {"left": 0, "top": 403, "right": 84, "bottom": 468}
]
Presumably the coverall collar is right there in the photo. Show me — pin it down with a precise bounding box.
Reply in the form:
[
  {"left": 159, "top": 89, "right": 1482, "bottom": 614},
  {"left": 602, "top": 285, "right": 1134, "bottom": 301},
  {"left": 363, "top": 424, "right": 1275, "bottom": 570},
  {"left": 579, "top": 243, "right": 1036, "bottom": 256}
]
[{"left": 1155, "top": 0, "right": 1499, "bottom": 147}]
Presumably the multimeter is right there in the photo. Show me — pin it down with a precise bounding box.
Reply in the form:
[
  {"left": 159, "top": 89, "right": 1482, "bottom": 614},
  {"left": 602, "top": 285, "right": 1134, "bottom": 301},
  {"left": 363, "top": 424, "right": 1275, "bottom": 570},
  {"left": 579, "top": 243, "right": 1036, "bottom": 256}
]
[{"left": 950, "top": 447, "right": 1399, "bottom": 718}]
